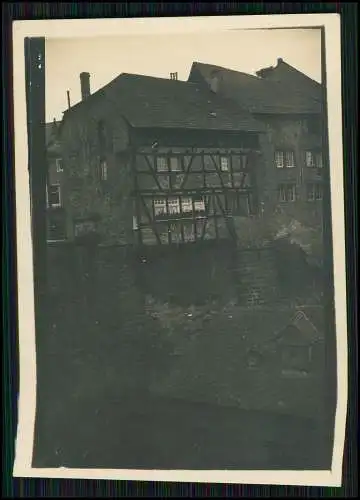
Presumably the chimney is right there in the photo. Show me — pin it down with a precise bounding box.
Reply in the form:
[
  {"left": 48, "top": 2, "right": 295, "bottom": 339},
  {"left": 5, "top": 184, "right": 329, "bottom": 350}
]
[
  {"left": 170, "top": 72, "right": 178, "bottom": 81},
  {"left": 277, "top": 58, "right": 283, "bottom": 65},
  {"left": 80, "top": 72, "right": 91, "bottom": 101}
]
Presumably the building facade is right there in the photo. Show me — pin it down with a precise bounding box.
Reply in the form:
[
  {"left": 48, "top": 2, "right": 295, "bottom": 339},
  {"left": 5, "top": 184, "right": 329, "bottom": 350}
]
[
  {"left": 45, "top": 120, "right": 66, "bottom": 241},
  {"left": 188, "top": 60, "right": 325, "bottom": 232},
  {"left": 59, "top": 72, "right": 267, "bottom": 249}
]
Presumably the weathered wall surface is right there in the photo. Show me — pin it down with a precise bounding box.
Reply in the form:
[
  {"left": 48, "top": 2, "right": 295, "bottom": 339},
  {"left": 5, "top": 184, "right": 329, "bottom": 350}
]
[
  {"left": 60, "top": 102, "right": 133, "bottom": 245},
  {"left": 257, "top": 116, "right": 324, "bottom": 229}
]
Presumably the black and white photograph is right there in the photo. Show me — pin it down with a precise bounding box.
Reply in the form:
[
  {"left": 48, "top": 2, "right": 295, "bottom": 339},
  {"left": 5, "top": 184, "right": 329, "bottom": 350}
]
[{"left": 12, "top": 15, "right": 347, "bottom": 485}]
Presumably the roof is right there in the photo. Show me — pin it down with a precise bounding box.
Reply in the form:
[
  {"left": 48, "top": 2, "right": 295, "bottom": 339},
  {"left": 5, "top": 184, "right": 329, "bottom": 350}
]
[
  {"left": 62, "top": 73, "right": 265, "bottom": 133},
  {"left": 256, "top": 58, "right": 322, "bottom": 101},
  {"left": 188, "top": 61, "right": 322, "bottom": 115}
]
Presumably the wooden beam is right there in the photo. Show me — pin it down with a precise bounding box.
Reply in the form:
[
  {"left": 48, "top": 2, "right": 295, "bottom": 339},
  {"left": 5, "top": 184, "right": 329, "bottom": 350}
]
[
  {"left": 139, "top": 195, "right": 162, "bottom": 245},
  {"left": 180, "top": 154, "right": 195, "bottom": 190},
  {"left": 143, "top": 154, "right": 163, "bottom": 191},
  {"left": 132, "top": 149, "right": 143, "bottom": 246}
]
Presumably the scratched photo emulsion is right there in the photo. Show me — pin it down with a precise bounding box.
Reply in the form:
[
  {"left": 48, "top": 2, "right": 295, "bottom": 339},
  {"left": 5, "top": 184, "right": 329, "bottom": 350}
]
[{"left": 26, "top": 27, "right": 337, "bottom": 472}]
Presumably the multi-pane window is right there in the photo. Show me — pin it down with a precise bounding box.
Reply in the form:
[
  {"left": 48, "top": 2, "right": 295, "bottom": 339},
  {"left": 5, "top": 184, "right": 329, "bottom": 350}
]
[
  {"left": 153, "top": 196, "right": 206, "bottom": 217},
  {"left": 278, "top": 183, "right": 296, "bottom": 202},
  {"left": 275, "top": 150, "right": 296, "bottom": 168},
  {"left": 305, "top": 150, "right": 323, "bottom": 168},
  {"left": 181, "top": 197, "right": 192, "bottom": 213},
  {"left": 169, "top": 157, "right": 182, "bottom": 172},
  {"left": 156, "top": 157, "right": 168, "bottom": 172},
  {"left": 168, "top": 197, "right": 180, "bottom": 214},
  {"left": 47, "top": 184, "right": 61, "bottom": 207},
  {"left": 55, "top": 158, "right": 63, "bottom": 172},
  {"left": 153, "top": 199, "right": 167, "bottom": 216},
  {"left": 307, "top": 183, "right": 323, "bottom": 201},
  {"left": 220, "top": 156, "right": 230, "bottom": 172},
  {"left": 193, "top": 198, "right": 205, "bottom": 212}
]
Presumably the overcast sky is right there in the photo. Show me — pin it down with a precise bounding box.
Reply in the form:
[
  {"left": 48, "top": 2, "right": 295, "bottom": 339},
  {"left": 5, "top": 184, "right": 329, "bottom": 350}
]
[{"left": 45, "top": 28, "right": 322, "bottom": 123}]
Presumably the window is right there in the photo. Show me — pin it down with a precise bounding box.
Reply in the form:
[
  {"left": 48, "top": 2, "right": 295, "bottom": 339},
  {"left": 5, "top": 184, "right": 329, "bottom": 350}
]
[
  {"left": 169, "top": 157, "right": 182, "bottom": 172},
  {"left": 220, "top": 156, "right": 230, "bottom": 172},
  {"left": 275, "top": 150, "right": 296, "bottom": 168},
  {"left": 305, "top": 151, "right": 315, "bottom": 167},
  {"left": 181, "top": 197, "right": 192, "bottom": 213},
  {"left": 275, "top": 151, "right": 284, "bottom": 168},
  {"left": 55, "top": 158, "right": 64, "bottom": 172},
  {"left": 153, "top": 199, "right": 167, "bottom": 216},
  {"left": 156, "top": 157, "right": 168, "bottom": 172},
  {"left": 47, "top": 184, "right": 61, "bottom": 207},
  {"left": 168, "top": 197, "right": 180, "bottom": 214},
  {"left": 100, "top": 160, "right": 108, "bottom": 181},
  {"left": 307, "top": 183, "right": 323, "bottom": 201},
  {"left": 279, "top": 184, "right": 296, "bottom": 202},
  {"left": 194, "top": 198, "right": 205, "bottom": 212},
  {"left": 132, "top": 216, "right": 139, "bottom": 230},
  {"left": 305, "top": 150, "right": 323, "bottom": 168},
  {"left": 316, "top": 152, "right": 323, "bottom": 168}
]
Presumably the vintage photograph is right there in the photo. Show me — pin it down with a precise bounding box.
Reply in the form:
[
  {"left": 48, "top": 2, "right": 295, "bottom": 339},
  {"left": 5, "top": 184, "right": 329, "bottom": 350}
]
[{"left": 13, "top": 15, "right": 347, "bottom": 485}]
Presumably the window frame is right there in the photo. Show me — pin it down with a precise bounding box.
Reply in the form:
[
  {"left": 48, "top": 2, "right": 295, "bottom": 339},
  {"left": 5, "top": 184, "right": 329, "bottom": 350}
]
[
  {"left": 278, "top": 183, "right": 296, "bottom": 203},
  {"left": 305, "top": 150, "right": 323, "bottom": 168},
  {"left": 275, "top": 150, "right": 296, "bottom": 169},
  {"left": 46, "top": 183, "right": 61, "bottom": 208},
  {"left": 55, "top": 157, "right": 64, "bottom": 173},
  {"left": 220, "top": 155, "right": 230, "bottom": 172},
  {"left": 100, "top": 160, "right": 108, "bottom": 181},
  {"left": 307, "top": 182, "right": 323, "bottom": 202},
  {"left": 156, "top": 156, "right": 169, "bottom": 173}
]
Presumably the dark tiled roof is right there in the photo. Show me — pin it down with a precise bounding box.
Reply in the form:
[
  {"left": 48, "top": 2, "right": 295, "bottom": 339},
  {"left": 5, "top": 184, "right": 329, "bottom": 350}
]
[
  {"left": 63, "top": 73, "right": 265, "bottom": 133},
  {"left": 256, "top": 59, "right": 322, "bottom": 101},
  {"left": 189, "top": 62, "right": 322, "bottom": 115}
]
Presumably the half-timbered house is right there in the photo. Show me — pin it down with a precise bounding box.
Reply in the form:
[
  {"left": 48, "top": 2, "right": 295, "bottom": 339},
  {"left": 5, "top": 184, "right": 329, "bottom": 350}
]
[{"left": 59, "top": 72, "right": 266, "bottom": 248}]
